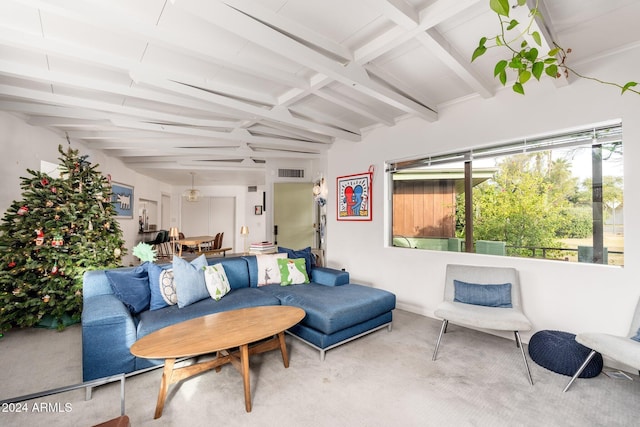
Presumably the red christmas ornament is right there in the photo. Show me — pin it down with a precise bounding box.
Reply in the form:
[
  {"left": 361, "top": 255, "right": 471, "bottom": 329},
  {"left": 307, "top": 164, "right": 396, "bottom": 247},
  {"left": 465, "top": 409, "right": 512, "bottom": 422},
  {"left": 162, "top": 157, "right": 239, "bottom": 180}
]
[
  {"left": 51, "top": 234, "right": 64, "bottom": 247},
  {"left": 8, "top": 261, "right": 16, "bottom": 268},
  {"left": 17, "top": 205, "right": 29, "bottom": 215},
  {"left": 51, "top": 186, "right": 57, "bottom": 193},
  {"left": 41, "top": 177, "right": 49, "bottom": 186},
  {"left": 34, "top": 228, "right": 45, "bottom": 246}
]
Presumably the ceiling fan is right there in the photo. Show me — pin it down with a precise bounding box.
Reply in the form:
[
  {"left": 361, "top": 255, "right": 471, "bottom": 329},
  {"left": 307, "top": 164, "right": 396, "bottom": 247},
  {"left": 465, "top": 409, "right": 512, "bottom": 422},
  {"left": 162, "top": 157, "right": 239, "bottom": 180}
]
[{"left": 184, "top": 172, "right": 201, "bottom": 202}]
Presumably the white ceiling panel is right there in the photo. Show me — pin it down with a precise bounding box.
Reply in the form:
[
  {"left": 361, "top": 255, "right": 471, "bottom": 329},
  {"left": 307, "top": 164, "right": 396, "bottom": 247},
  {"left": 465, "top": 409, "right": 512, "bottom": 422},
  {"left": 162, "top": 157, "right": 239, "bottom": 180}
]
[{"left": 1, "top": 0, "right": 636, "bottom": 185}]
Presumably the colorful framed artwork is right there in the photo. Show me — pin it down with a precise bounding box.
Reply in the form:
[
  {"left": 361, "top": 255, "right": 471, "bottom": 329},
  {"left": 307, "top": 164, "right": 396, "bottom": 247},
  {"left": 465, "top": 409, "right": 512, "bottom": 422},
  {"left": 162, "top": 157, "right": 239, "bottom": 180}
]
[
  {"left": 111, "top": 182, "right": 134, "bottom": 218},
  {"left": 337, "top": 172, "right": 372, "bottom": 221}
]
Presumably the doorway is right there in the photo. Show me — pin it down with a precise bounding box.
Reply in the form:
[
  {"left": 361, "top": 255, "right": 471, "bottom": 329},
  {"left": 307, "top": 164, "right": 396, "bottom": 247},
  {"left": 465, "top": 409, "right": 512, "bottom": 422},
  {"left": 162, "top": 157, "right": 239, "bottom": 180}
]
[
  {"left": 273, "top": 183, "right": 314, "bottom": 249},
  {"left": 161, "top": 193, "right": 170, "bottom": 229},
  {"left": 181, "top": 197, "right": 236, "bottom": 251}
]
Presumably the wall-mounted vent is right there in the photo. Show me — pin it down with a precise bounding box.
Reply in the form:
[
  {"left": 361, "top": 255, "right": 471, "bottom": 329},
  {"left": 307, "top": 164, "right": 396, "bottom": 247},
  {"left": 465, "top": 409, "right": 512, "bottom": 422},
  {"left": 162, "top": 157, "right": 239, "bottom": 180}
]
[
  {"left": 278, "top": 168, "right": 304, "bottom": 178},
  {"left": 247, "top": 185, "right": 258, "bottom": 192}
]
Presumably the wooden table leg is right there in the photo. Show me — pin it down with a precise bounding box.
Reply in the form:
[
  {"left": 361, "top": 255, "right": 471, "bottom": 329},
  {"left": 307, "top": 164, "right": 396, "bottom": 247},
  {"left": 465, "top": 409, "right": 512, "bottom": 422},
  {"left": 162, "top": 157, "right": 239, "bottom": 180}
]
[
  {"left": 240, "top": 344, "right": 251, "bottom": 412},
  {"left": 154, "top": 358, "right": 176, "bottom": 419},
  {"left": 277, "top": 332, "right": 290, "bottom": 368}
]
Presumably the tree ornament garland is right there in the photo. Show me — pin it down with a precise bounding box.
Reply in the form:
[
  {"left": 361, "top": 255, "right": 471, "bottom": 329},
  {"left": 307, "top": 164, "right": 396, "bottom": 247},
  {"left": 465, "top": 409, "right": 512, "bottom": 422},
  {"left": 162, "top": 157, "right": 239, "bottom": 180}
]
[{"left": 0, "top": 145, "right": 126, "bottom": 332}]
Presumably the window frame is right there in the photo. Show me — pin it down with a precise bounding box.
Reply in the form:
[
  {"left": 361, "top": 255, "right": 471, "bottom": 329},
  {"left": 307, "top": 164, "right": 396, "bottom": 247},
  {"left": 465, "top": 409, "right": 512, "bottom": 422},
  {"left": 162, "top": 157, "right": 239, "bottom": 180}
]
[{"left": 386, "top": 120, "right": 623, "bottom": 265}]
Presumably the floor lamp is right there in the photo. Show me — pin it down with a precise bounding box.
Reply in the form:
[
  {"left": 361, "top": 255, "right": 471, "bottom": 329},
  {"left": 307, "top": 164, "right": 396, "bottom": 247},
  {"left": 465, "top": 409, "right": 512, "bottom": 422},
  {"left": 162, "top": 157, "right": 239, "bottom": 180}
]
[{"left": 240, "top": 226, "right": 249, "bottom": 255}]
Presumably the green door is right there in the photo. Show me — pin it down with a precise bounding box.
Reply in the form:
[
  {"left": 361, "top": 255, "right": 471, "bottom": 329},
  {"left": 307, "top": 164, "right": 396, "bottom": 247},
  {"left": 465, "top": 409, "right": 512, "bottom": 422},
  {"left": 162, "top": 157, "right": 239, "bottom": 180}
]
[{"left": 274, "top": 183, "right": 314, "bottom": 249}]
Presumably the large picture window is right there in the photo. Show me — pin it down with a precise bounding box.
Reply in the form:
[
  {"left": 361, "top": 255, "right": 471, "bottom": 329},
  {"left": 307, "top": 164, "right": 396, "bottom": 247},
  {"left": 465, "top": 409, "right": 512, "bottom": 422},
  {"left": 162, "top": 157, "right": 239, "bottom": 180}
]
[{"left": 387, "top": 122, "right": 624, "bottom": 266}]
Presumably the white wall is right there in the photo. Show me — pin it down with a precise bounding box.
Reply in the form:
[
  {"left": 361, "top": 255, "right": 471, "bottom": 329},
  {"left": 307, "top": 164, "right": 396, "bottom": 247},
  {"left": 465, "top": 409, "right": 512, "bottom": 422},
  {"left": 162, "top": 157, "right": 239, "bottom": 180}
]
[
  {"left": 326, "top": 51, "right": 640, "bottom": 350},
  {"left": 173, "top": 184, "right": 266, "bottom": 253},
  {"left": 0, "top": 112, "right": 172, "bottom": 266}
]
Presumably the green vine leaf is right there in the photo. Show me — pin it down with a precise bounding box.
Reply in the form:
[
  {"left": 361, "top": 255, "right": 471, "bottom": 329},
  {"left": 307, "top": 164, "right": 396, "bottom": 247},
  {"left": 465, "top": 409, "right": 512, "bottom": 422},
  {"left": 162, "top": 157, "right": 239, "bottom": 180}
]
[
  {"left": 472, "top": 37, "right": 488, "bottom": 62},
  {"left": 499, "top": 70, "right": 507, "bottom": 85},
  {"left": 490, "top": 0, "right": 510, "bottom": 16},
  {"left": 622, "top": 82, "right": 638, "bottom": 94},
  {"left": 545, "top": 64, "right": 558, "bottom": 77},
  {"left": 494, "top": 60, "right": 508, "bottom": 77},
  {"left": 531, "top": 31, "right": 542, "bottom": 46},
  {"left": 525, "top": 47, "right": 538, "bottom": 62},
  {"left": 513, "top": 82, "right": 525, "bottom": 95},
  {"left": 532, "top": 61, "right": 544, "bottom": 80},
  {"left": 474, "top": 0, "right": 639, "bottom": 96},
  {"left": 472, "top": 46, "right": 487, "bottom": 62}
]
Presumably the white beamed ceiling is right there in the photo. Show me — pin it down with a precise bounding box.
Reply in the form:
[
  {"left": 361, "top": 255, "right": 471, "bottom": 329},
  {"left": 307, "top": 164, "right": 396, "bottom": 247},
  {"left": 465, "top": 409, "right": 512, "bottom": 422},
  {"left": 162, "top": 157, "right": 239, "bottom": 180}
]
[{"left": 1, "top": 0, "right": 639, "bottom": 185}]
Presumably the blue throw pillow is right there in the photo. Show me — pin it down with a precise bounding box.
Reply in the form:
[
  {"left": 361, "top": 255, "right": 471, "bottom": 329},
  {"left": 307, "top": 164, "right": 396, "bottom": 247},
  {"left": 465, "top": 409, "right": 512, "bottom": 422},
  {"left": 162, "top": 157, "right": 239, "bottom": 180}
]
[
  {"left": 148, "top": 262, "right": 175, "bottom": 310},
  {"left": 173, "top": 254, "right": 208, "bottom": 308},
  {"left": 632, "top": 329, "right": 640, "bottom": 342},
  {"left": 453, "top": 279, "right": 512, "bottom": 308},
  {"left": 105, "top": 263, "right": 150, "bottom": 315},
  {"left": 278, "top": 246, "right": 315, "bottom": 278}
]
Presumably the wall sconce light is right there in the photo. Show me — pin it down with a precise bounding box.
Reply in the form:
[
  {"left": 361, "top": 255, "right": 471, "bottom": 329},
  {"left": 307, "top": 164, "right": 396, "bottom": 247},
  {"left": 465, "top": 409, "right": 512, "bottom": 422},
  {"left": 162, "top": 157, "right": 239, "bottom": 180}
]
[{"left": 313, "top": 176, "right": 328, "bottom": 206}]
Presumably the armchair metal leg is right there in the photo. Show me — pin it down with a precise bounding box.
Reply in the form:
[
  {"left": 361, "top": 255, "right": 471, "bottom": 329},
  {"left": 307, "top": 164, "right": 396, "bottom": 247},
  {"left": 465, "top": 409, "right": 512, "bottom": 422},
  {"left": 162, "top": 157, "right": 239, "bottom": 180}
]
[
  {"left": 563, "top": 350, "right": 597, "bottom": 392},
  {"left": 514, "top": 331, "right": 533, "bottom": 385},
  {"left": 432, "top": 319, "right": 448, "bottom": 361}
]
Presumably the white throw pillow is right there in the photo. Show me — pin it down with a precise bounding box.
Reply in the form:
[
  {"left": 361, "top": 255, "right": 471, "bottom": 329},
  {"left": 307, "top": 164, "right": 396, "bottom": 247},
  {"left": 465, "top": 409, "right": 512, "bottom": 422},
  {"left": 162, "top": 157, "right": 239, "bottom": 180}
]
[
  {"left": 256, "top": 253, "right": 287, "bottom": 286},
  {"left": 159, "top": 268, "right": 177, "bottom": 306},
  {"left": 203, "top": 263, "right": 231, "bottom": 301}
]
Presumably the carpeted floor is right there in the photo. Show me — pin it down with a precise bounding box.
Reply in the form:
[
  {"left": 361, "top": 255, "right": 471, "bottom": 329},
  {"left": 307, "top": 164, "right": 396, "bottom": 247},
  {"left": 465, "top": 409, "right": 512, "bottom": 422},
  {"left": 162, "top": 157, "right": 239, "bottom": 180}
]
[{"left": 1, "top": 309, "right": 639, "bottom": 426}]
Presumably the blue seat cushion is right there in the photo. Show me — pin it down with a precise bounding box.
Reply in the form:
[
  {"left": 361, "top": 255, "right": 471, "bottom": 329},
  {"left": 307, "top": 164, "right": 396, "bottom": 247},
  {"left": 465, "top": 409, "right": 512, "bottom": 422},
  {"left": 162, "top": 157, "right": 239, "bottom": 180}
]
[
  {"left": 258, "top": 283, "right": 396, "bottom": 335},
  {"left": 528, "top": 330, "right": 603, "bottom": 378},
  {"left": 209, "top": 257, "right": 251, "bottom": 290},
  {"left": 136, "top": 287, "right": 281, "bottom": 338}
]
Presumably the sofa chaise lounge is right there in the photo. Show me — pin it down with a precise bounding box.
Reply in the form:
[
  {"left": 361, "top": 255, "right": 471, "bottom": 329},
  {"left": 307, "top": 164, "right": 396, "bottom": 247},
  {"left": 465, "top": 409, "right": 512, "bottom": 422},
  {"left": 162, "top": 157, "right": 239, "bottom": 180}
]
[{"left": 82, "top": 254, "right": 396, "bottom": 383}]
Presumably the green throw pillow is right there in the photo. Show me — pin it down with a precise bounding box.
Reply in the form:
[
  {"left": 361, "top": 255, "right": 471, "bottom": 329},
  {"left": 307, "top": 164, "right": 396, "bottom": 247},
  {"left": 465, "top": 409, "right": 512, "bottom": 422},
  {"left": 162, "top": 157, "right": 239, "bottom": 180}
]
[
  {"left": 203, "top": 263, "right": 231, "bottom": 301},
  {"left": 277, "top": 258, "right": 309, "bottom": 286}
]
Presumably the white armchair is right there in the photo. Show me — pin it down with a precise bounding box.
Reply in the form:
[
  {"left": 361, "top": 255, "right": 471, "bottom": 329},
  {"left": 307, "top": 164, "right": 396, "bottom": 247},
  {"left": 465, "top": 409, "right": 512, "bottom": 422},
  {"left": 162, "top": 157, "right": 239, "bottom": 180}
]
[
  {"left": 563, "top": 297, "right": 640, "bottom": 392},
  {"left": 432, "top": 264, "right": 533, "bottom": 385}
]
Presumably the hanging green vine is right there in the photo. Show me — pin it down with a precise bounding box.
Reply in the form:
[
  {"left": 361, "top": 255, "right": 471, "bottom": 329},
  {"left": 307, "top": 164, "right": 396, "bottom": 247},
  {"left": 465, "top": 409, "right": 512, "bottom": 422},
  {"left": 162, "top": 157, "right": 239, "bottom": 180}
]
[{"left": 472, "top": 0, "right": 639, "bottom": 95}]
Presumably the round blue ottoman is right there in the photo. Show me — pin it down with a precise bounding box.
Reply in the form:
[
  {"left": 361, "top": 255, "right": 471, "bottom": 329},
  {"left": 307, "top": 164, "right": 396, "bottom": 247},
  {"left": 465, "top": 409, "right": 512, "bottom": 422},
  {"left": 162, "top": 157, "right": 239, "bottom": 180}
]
[{"left": 528, "top": 330, "right": 603, "bottom": 378}]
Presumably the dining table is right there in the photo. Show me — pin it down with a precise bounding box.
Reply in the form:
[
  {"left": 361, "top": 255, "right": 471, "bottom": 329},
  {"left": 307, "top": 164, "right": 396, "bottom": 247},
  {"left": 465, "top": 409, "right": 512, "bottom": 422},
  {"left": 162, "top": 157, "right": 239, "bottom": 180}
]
[{"left": 176, "top": 235, "right": 216, "bottom": 257}]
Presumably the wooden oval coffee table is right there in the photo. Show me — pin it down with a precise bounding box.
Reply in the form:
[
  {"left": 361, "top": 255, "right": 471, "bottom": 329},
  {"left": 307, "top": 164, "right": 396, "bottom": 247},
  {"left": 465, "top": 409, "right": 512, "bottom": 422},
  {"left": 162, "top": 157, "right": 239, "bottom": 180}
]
[{"left": 130, "top": 305, "right": 305, "bottom": 419}]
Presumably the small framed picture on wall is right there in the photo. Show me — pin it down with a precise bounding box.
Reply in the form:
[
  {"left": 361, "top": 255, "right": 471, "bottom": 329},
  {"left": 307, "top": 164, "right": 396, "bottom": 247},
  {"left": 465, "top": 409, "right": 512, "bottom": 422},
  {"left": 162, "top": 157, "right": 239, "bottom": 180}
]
[
  {"left": 111, "top": 182, "right": 134, "bottom": 218},
  {"left": 255, "top": 205, "right": 263, "bottom": 215}
]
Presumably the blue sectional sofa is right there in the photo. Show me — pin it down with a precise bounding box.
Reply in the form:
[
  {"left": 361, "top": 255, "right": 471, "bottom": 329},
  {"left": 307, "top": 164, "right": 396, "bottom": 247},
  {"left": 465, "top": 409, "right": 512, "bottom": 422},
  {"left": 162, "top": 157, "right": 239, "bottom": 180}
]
[{"left": 82, "top": 255, "right": 396, "bottom": 382}]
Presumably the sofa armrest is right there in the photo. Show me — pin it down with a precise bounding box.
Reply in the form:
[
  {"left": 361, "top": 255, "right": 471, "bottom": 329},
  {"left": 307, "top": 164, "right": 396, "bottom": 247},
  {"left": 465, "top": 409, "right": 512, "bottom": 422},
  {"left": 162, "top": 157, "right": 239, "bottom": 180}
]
[
  {"left": 310, "top": 267, "right": 350, "bottom": 286},
  {"left": 82, "top": 294, "right": 137, "bottom": 381},
  {"left": 83, "top": 269, "right": 114, "bottom": 299}
]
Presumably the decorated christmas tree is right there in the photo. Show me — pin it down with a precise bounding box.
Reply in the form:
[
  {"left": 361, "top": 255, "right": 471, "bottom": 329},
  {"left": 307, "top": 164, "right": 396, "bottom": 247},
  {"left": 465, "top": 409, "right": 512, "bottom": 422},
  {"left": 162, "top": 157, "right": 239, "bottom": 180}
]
[{"left": 0, "top": 145, "right": 126, "bottom": 332}]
